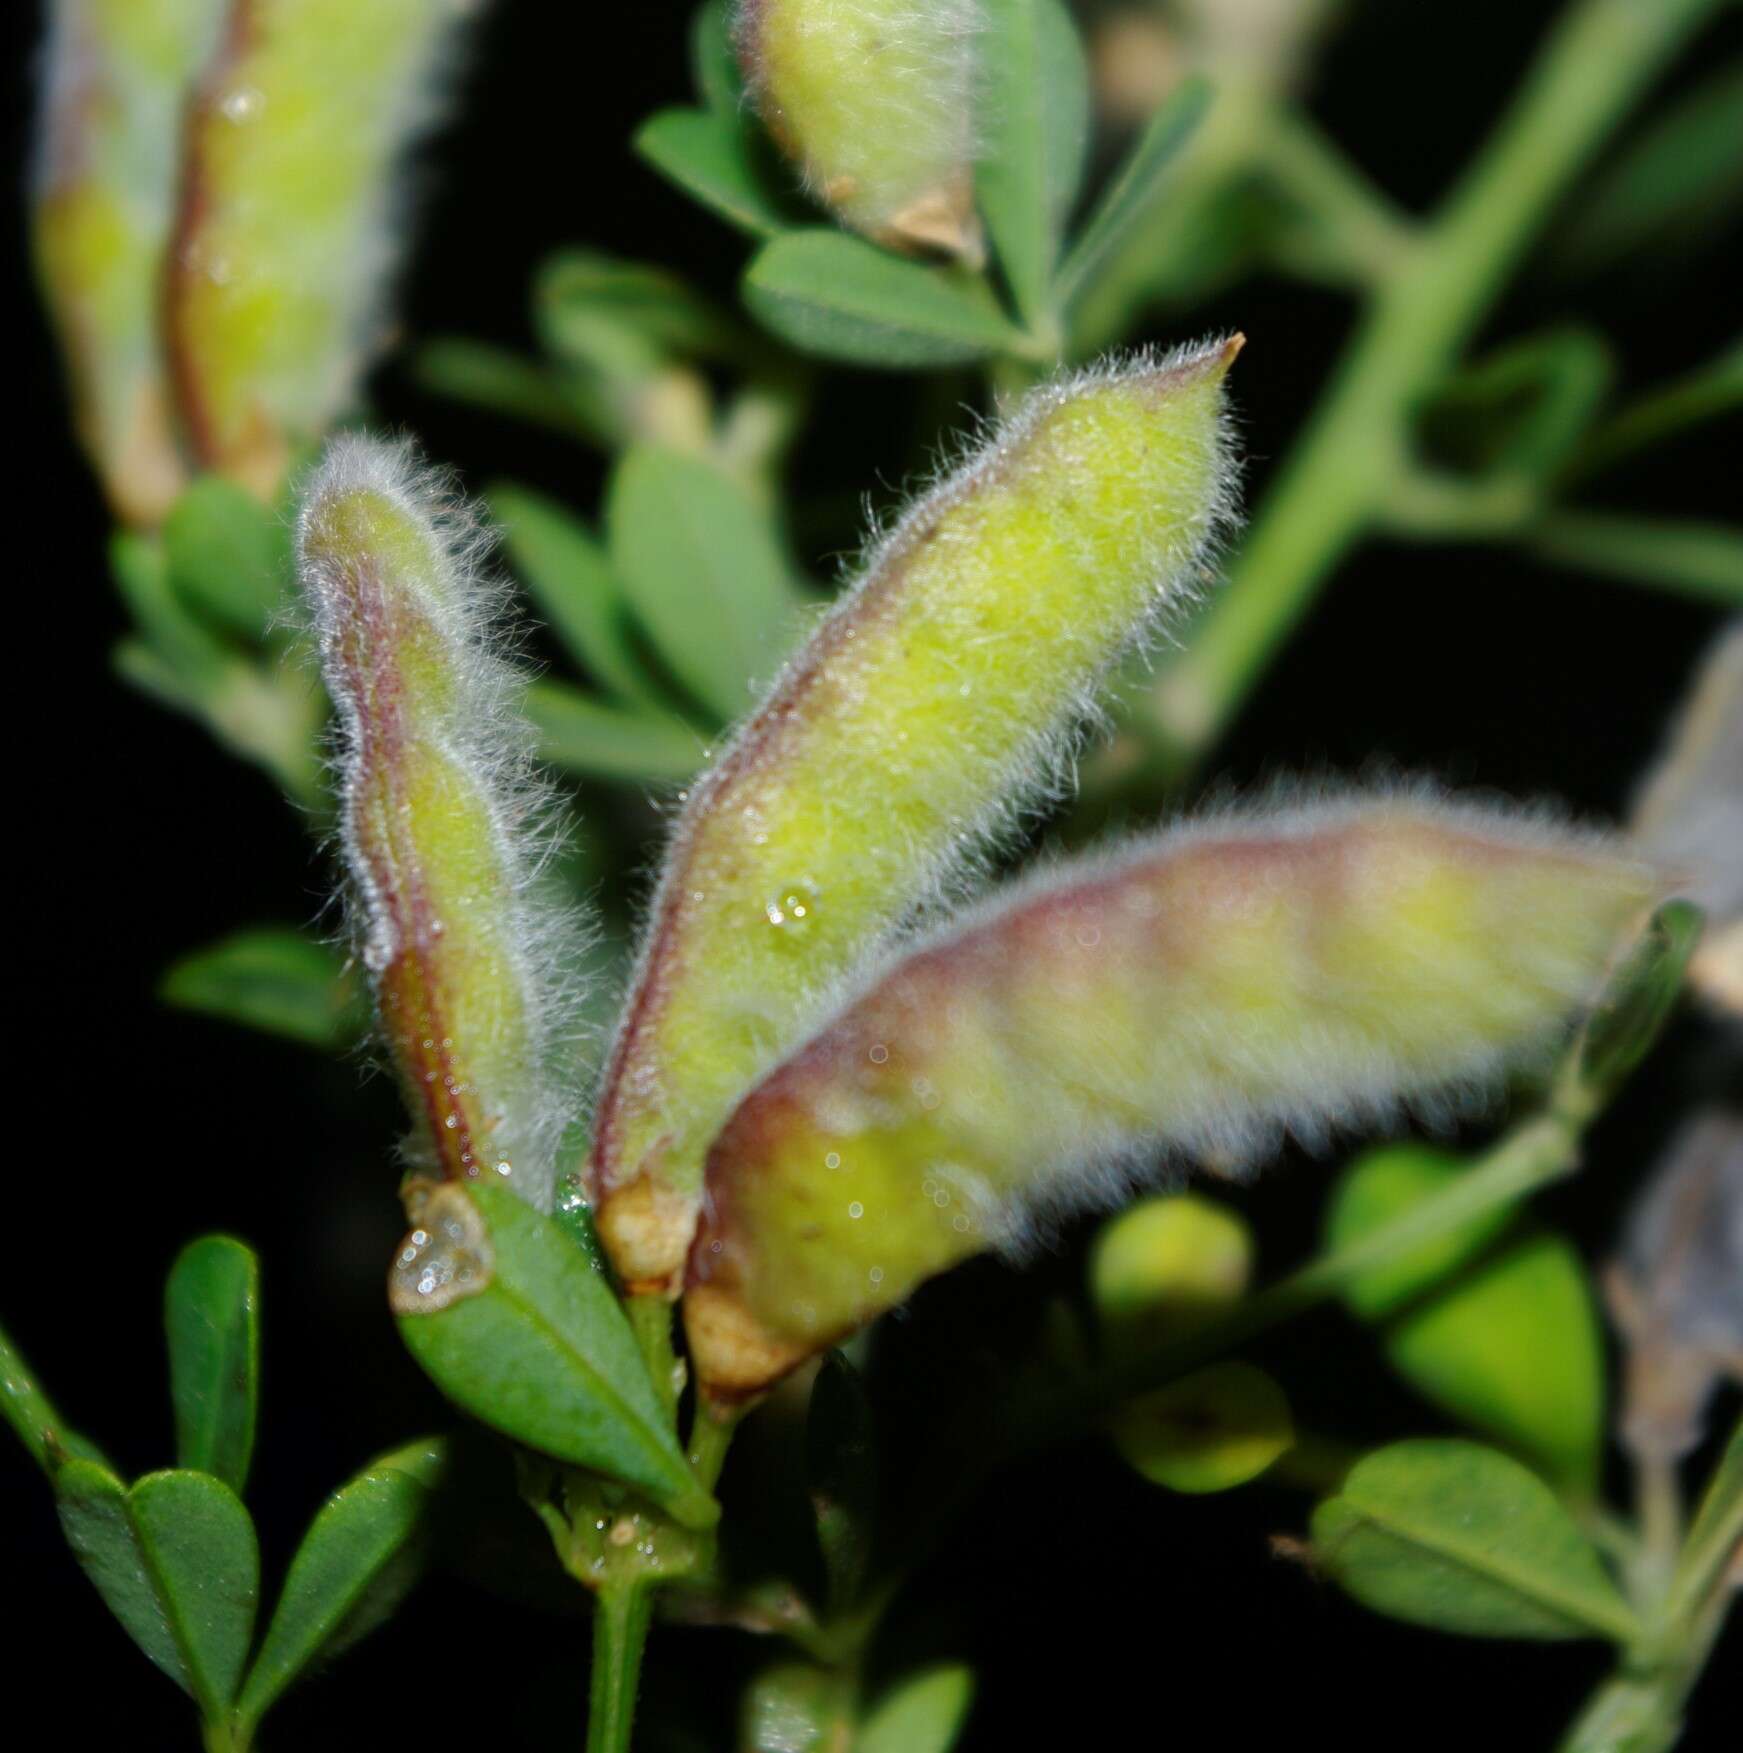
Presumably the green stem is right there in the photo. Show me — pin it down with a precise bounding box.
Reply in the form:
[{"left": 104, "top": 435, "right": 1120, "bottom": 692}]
[
  {"left": 626, "top": 1294, "right": 681, "bottom": 1422},
  {"left": 1259, "top": 106, "right": 1417, "bottom": 288},
  {"left": 1527, "top": 513, "right": 1743, "bottom": 608},
  {"left": 1127, "top": 0, "right": 1725, "bottom": 776},
  {"left": 894, "top": 1093, "right": 1594, "bottom": 1577},
  {"left": 687, "top": 1401, "right": 742, "bottom": 1494},
  {"left": 588, "top": 1584, "right": 654, "bottom": 1753},
  {"left": 1073, "top": 1107, "right": 1586, "bottom": 1417}
]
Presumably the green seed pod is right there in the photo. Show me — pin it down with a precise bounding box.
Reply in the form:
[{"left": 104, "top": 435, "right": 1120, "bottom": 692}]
[
  {"left": 737, "top": 0, "right": 983, "bottom": 259},
  {"left": 591, "top": 340, "right": 1242, "bottom": 1291},
  {"left": 298, "top": 436, "right": 583, "bottom": 1209},
  {"left": 169, "top": 0, "right": 473, "bottom": 498},
  {"left": 33, "top": 0, "right": 226, "bottom": 525},
  {"left": 684, "top": 791, "right": 1659, "bottom": 1396}
]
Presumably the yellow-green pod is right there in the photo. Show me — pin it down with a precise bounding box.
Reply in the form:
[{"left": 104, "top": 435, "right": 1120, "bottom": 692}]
[
  {"left": 591, "top": 339, "right": 1242, "bottom": 1291},
  {"left": 169, "top": 0, "right": 471, "bottom": 497},
  {"left": 683, "top": 792, "right": 1660, "bottom": 1396},
  {"left": 33, "top": 0, "right": 226, "bottom": 525},
  {"left": 298, "top": 436, "right": 581, "bottom": 1210},
  {"left": 737, "top": 0, "right": 983, "bottom": 259}
]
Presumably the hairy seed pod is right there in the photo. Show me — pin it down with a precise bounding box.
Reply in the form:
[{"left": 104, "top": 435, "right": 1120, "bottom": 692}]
[
  {"left": 169, "top": 0, "right": 474, "bottom": 498},
  {"left": 683, "top": 792, "right": 1660, "bottom": 1397},
  {"left": 1631, "top": 619, "right": 1743, "bottom": 1014},
  {"left": 737, "top": 0, "right": 983, "bottom": 259},
  {"left": 297, "top": 437, "right": 584, "bottom": 1211},
  {"left": 33, "top": 0, "right": 226, "bottom": 525},
  {"left": 591, "top": 340, "right": 1242, "bottom": 1291}
]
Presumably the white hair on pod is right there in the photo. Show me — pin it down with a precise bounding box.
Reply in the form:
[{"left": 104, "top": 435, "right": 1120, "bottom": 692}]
[{"left": 297, "top": 433, "right": 594, "bottom": 1210}]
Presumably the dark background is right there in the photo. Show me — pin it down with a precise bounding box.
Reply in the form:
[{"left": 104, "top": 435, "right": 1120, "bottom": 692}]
[{"left": 7, "top": 1, "right": 1739, "bottom": 1746}]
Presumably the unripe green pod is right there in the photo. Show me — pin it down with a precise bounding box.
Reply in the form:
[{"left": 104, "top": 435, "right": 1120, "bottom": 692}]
[
  {"left": 737, "top": 0, "right": 983, "bottom": 259},
  {"left": 169, "top": 0, "right": 472, "bottom": 498},
  {"left": 33, "top": 0, "right": 225, "bottom": 525},
  {"left": 298, "top": 437, "right": 583, "bottom": 1209},
  {"left": 591, "top": 340, "right": 1241, "bottom": 1290},
  {"left": 683, "top": 792, "right": 1659, "bottom": 1396}
]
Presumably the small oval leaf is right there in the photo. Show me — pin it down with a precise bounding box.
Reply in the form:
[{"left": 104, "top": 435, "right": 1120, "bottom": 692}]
[
  {"left": 744, "top": 231, "right": 1024, "bottom": 367},
  {"left": 607, "top": 444, "right": 805, "bottom": 721},
  {"left": 490, "top": 483, "right": 665, "bottom": 709},
  {"left": 859, "top": 1663, "right": 976, "bottom": 1753},
  {"left": 235, "top": 1440, "right": 446, "bottom": 1731},
  {"left": 165, "top": 1235, "right": 260, "bottom": 1494},
  {"left": 977, "top": 0, "right": 1091, "bottom": 325},
  {"left": 163, "top": 476, "right": 290, "bottom": 640},
  {"left": 57, "top": 1462, "right": 259, "bottom": 1717},
  {"left": 1055, "top": 77, "right": 1213, "bottom": 307},
  {"left": 1311, "top": 1440, "right": 1636, "bottom": 1642},
  {"left": 635, "top": 107, "right": 798, "bottom": 239},
  {"left": 1326, "top": 1145, "right": 1515, "bottom": 1321},
  {"left": 161, "top": 927, "right": 364, "bottom": 1052},
  {"left": 394, "top": 1182, "right": 715, "bottom": 1528},
  {"left": 523, "top": 680, "right": 707, "bottom": 784}
]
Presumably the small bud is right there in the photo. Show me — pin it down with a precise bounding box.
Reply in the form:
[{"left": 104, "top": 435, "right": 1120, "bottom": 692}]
[
  {"left": 168, "top": 0, "right": 475, "bottom": 498},
  {"left": 684, "top": 790, "right": 1659, "bottom": 1396},
  {"left": 737, "top": 0, "right": 983, "bottom": 259},
  {"left": 592, "top": 341, "right": 1241, "bottom": 1290},
  {"left": 297, "top": 436, "right": 585, "bottom": 1209},
  {"left": 33, "top": 0, "right": 226, "bottom": 524},
  {"left": 1089, "top": 1194, "right": 1251, "bottom": 1347},
  {"left": 1631, "top": 619, "right": 1743, "bottom": 1014},
  {"left": 1109, "top": 1362, "right": 1293, "bottom": 1494}
]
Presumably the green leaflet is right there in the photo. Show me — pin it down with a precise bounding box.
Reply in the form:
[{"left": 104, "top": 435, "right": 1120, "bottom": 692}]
[
  {"left": 743, "top": 231, "right": 1025, "bottom": 366},
  {"left": 165, "top": 1237, "right": 260, "bottom": 1494},
  {"left": 393, "top": 1182, "right": 715, "bottom": 1529},
  {"left": 160, "top": 927, "right": 364, "bottom": 1052},
  {"left": 537, "top": 250, "right": 746, "bottom": 372},
  {"left": 235, "top": 1440, "right": 446, "bottom": 1731},
  {"left": 692, "top": 0, "right": 743, "bottom": 116},
  {"left": 1312, "top": 1440, "right": 1636, "bottom": 1642},
  {"left": 490, "top": 482, "right": 664, "bottom": 708},
  {"left": 524, "top": 681, "right": 707, "bottom": 784},
  {"left": 0, "top": 1320, "right": 111, "bottom": 1474},
  {"left": 1055, "top": 77, "right": 1213, "bottom": 309},
  {"left": 413, "top": 339, "right": 588, "bottom": 438},
  {"left": 607, "top": 444, "right": 806, "bottom": 720},
  {"left": 1328, "top": 1147, "right": 1604, "bottom": 1489},
  {"left": 163, "top": 476, "right": 292, "bottom": 641},
  {"left": 977, "top": 0, "right": 1091, "bottom": 326},
  {"left": 1422, "top": 329, "right": 1614, "bottom": 481},
  {"left": 56, "top": 1463, "right": 259, "bottom": 1718},
  {"left": 1327, "top": 1145, "right": 1519, "bottom": 1321},
  {"left": 1554, "top": 62, "right": 1743, "bottom": 273},
  {"left": 859, "top": 1664, "right": 977, "bottom": 1753},
  {"left": 636, "top": 107, "right": 798, "bottom": 239}
]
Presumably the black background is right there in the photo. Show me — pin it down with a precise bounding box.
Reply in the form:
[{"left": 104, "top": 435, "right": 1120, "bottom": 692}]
[{"left": 7, "top": 1, "right": 1739, "bottom": 1747}]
